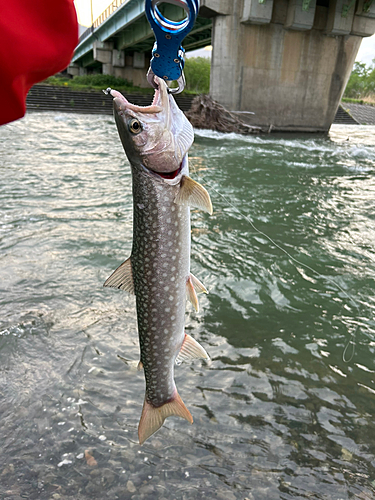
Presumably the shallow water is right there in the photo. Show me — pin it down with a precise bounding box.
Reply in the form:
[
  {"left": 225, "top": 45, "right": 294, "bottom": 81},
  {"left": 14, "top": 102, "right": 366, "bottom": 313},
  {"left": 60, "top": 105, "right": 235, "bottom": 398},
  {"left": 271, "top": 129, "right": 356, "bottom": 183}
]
[{"left": 1, "top": 114, "right": 375, "bottom": 499}]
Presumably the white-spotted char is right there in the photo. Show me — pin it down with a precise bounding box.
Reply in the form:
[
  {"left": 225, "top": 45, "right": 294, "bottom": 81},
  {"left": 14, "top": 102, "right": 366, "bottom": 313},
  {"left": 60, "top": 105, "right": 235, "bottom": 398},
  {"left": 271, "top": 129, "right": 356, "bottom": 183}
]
[{"left": 104, "top": 77, "right": 212, "bottom": 444}]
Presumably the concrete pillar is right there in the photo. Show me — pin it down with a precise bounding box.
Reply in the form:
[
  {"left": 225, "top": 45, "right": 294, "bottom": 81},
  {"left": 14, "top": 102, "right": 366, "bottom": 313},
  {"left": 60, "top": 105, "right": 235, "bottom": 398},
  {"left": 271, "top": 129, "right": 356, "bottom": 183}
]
[
  {"left": 209, "top": 0, "right": 368, "bottom": 131},
  {"left": 112, "top": 53, "right": 150, "bottom": 88},
  {"left": 93, "top": 41, "right": 114, "bottom": 63},
  {"left": 93, "top": 40, "right": 114, "bottom": 74},
  {"left": 352, "top": 0, "right": 375, "bottom": 35},
  {"left": 326, "top": 0, "right": 355, "bottom": 35},
  {"left": 352, "top": 14, "right": 375, "bottom": 35},
  {"left": 67, "top": 63, "right": 80, "bottom": 77},
  {"left": 242, "top": 0, "right": 274, "bottom": 25},
  {"left": 102, "top": 63, "right": 113, "bottom": 75},
  {"left": 133, "top": 52, "right": 145, "bottom": 69},
  {"left": 112, "top": 49, "right": 125, "bottom": 68},
  {"left": 285, "top": 0, "right": 316, "bottom": 30}
]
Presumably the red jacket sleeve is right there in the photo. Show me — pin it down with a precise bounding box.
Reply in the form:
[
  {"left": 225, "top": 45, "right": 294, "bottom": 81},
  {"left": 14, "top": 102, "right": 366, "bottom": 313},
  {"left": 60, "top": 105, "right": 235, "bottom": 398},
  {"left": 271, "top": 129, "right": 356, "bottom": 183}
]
[{"left": 0, "top": 0, "right": 78, "bottom": 126}]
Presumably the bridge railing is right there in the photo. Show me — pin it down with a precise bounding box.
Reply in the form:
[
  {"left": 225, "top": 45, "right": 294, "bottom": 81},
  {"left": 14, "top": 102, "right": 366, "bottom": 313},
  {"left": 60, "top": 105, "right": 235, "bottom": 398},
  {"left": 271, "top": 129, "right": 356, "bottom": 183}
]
[{"left": 78, "top": 0, "right": 129, "bottom": 44}]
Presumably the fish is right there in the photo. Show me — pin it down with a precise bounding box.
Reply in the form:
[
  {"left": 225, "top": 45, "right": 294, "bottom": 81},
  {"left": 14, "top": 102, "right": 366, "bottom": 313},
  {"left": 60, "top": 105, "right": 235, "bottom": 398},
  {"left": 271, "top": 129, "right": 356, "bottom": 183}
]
[{"left": 103, "top": 77, "right": 213, "bottom": 444}]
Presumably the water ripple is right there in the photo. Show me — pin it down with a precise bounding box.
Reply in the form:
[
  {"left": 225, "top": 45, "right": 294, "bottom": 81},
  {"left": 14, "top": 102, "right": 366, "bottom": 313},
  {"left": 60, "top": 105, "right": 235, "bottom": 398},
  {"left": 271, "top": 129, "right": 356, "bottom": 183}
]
[{"left": 1, "top": 113, "right": 375, "bottom": 498}]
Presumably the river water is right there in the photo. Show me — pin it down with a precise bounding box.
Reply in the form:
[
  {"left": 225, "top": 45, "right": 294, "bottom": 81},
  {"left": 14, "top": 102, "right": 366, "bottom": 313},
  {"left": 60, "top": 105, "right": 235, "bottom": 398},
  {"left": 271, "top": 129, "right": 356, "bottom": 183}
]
[{"left": 1, "top": 113, "right": 375, "bottom": 499}]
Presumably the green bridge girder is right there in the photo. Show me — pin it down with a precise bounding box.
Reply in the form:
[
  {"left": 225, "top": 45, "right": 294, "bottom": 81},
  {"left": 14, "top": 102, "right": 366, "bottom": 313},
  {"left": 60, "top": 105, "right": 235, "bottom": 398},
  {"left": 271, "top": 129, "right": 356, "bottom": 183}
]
[{"left": 72, "top": 0, "right": 212, "bottom": 68}]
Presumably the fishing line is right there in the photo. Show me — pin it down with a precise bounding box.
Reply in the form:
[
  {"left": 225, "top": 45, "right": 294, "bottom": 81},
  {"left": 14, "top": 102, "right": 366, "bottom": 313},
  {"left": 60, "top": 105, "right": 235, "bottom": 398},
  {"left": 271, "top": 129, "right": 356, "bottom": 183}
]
[{"left": 197, "top": 175, "right": 360, "bottom": 363}]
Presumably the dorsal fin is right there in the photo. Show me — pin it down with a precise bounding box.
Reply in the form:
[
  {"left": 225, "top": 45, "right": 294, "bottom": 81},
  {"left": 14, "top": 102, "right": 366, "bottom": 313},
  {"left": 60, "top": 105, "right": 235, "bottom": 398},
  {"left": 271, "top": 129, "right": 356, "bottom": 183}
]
[
  {"left": 174, "top": 176, "right": 213, "bottom": 214},
  {"left": 103, "top": 257, "right": 134, "bottom": 294}
]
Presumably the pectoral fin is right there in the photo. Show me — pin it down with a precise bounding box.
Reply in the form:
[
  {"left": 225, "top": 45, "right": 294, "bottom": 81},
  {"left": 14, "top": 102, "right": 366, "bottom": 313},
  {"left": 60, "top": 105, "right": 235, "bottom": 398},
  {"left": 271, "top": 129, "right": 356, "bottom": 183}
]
[
  {"left": 176, "top": 333, "right": 210, "bottom": 364},
  {"left": 175, "top": 176, "right": 213, "bottom": 215},
  {"left": 103, "top": 257, "right": 134, "bottom": 294},
  {"left": 138, "top": 391, "right": 193, "bottom": 445},
  {"left": 190, "top": 273, "right": 208, "bottom": 294}
]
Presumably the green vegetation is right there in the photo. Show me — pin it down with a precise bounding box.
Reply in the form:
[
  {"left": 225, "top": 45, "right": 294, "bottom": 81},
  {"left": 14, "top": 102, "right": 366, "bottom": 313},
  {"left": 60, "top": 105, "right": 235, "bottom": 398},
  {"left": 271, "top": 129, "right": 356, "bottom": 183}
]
[
  {"left": 184, "top": 57, "right": 210, "bottom": 94},
  {"left": 43, "top": 74, "right": 153, "bottom": 94},
  {"left": 344, "top": 60, "right": 375, "bottom": 105},
  {"left": 43, "top": 57, "right": 211, "bottom": 95},
  {"left": 341, "top": 97, "right": 365, "bottom": 105}
]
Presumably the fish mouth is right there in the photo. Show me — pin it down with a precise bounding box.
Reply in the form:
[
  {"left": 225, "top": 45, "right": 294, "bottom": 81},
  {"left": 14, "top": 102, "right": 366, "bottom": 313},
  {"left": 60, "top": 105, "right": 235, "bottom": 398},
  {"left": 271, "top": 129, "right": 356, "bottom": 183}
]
[
  {"left": 149, "top": 163, "right": 183, "bottom": 179},
  {"left": 108, "top": 77, "right": 167, "bottom": 114}
]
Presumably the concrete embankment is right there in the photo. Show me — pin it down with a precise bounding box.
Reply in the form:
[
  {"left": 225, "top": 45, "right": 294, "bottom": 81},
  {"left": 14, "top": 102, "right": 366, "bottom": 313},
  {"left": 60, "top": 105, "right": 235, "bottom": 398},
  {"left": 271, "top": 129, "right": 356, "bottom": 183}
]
[
  {"left": 26, "top": 85, "right": 374, "bottom": 127},
  {"left": 337, "top": 103, "right": 375, "bottom": 125},
  {"left": 26, "top": 84, "right": 193, "bottom": 115}
]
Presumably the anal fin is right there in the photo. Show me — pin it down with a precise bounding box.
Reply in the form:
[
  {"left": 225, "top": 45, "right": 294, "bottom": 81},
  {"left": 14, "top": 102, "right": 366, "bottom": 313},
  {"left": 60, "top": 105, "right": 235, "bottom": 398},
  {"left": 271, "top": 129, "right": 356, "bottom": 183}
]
[
  {"left": 176, "top": 333, "right": 210, "bottom": 364},
  {"left": 138, "top": 390, "right": 193, "bottom": 445},
  {"left": 103, "top": 257, "right": 134, "bottom": 294},
  {"left": 174, "top": 176, "right": 213, "bottom": 215}
]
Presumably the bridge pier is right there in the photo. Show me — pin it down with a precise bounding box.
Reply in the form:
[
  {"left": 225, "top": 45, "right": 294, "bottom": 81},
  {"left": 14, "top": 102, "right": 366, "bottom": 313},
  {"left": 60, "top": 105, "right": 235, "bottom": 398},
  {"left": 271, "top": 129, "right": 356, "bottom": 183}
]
[
  {"left": 72, "top": 40, "right": 151, "bottom": 87},
  {"left": 206, "top": 0, "right": 375, "bottom": 131},
  {"left": 70, "top": 0, "right": 375, "bottom": 131}
]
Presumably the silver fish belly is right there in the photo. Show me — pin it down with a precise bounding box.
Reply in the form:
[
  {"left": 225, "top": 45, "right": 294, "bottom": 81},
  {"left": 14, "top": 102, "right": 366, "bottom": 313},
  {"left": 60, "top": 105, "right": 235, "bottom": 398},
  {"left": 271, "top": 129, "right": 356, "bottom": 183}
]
[
  {"left": 103, "top": 77, "right": 213, "bottom": 444},
  {"left": 132, "top": 165, "right": 190, "bottom": 407}
]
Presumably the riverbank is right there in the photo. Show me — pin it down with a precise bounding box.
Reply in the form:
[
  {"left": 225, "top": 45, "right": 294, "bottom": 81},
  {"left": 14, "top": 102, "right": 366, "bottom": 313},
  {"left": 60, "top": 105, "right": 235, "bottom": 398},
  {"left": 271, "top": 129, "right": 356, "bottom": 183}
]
[
  {"left": 26, "top": 84, "right": 375, "bottom": 127},
  {"left": 26, "top": 84, "right": 194, "bottom": 115}
]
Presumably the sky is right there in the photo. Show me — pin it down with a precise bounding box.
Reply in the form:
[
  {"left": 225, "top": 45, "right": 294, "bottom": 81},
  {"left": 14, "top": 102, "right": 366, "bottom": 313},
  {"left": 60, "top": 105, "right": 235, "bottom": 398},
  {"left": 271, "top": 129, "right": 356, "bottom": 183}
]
[{"left": 74, "top": 0, "right": 374, "bottom": 65}]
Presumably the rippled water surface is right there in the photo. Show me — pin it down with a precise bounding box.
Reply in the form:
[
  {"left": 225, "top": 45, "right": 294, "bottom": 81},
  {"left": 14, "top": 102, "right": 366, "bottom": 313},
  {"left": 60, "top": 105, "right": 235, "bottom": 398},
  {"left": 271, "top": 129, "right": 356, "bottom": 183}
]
[{"left": 1, "top": 113, "right": 375, "bottom": 499}]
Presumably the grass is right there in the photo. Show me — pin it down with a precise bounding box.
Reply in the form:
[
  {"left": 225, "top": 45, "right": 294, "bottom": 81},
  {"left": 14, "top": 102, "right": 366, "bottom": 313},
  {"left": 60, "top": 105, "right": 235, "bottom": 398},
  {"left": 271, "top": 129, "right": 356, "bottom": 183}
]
[
  {"left": 43, "top": 75, "right": 154, "bottom": 94},
  {"left": 342, "top": 96, "right": 375, "bottom": 106},
  {"left": 342, "top": 97, "right": 365, "bottom": 105},
  {"left": 43, "top": 57, "right": 211, "bottom": 95}
]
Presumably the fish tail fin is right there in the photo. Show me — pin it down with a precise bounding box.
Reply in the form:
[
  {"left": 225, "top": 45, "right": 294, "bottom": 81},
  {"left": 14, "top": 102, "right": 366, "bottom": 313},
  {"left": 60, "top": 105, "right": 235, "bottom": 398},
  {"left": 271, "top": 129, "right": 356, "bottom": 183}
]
[{"left": 138, "top": 391, "right": 193, "bottom": 445}]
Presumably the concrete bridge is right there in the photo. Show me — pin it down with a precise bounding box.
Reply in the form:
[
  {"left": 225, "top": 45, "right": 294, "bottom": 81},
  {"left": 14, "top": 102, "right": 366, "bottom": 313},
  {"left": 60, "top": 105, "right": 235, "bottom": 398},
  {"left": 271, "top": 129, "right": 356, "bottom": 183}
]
[{"left": 70, "top": 0, "right": 375, "bottom": 131}]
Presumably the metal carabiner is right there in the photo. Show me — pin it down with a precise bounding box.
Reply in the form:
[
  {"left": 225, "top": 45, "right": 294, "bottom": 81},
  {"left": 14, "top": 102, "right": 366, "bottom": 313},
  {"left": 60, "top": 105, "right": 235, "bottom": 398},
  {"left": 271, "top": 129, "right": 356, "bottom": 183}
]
[{"left": 145, "top": 0, "right": 199, "bottom": 94}]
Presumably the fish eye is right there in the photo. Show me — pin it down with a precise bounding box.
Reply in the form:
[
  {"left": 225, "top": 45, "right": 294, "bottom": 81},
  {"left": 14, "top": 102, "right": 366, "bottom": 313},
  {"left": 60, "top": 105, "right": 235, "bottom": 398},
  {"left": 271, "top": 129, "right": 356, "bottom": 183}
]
[{"left": 128, "top": 119, "right": 142, "bottom": 134}]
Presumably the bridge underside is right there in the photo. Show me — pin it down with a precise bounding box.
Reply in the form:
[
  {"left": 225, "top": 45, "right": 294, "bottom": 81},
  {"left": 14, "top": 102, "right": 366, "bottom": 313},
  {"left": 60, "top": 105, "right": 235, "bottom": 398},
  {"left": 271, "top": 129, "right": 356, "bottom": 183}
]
[
  {"left": 71, "top": 3, "right": 212, "bottom": 87},
  {"left": 71, "top": 0, "right": 375, "bottom": 131}
]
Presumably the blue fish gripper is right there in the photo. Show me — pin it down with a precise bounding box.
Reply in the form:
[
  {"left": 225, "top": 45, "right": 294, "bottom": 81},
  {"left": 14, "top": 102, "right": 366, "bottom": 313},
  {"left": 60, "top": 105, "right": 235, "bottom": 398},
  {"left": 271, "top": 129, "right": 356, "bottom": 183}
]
[{"left": 145, "top": 0, "right": 200, "bottom": 94}]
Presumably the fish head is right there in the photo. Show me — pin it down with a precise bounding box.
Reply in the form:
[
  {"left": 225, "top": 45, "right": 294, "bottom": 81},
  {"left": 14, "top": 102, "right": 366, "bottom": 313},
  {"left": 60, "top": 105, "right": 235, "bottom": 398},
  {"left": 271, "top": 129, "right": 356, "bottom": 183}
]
[{"left": 110, "top": 77, "right": 194, "bottom": 174}]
